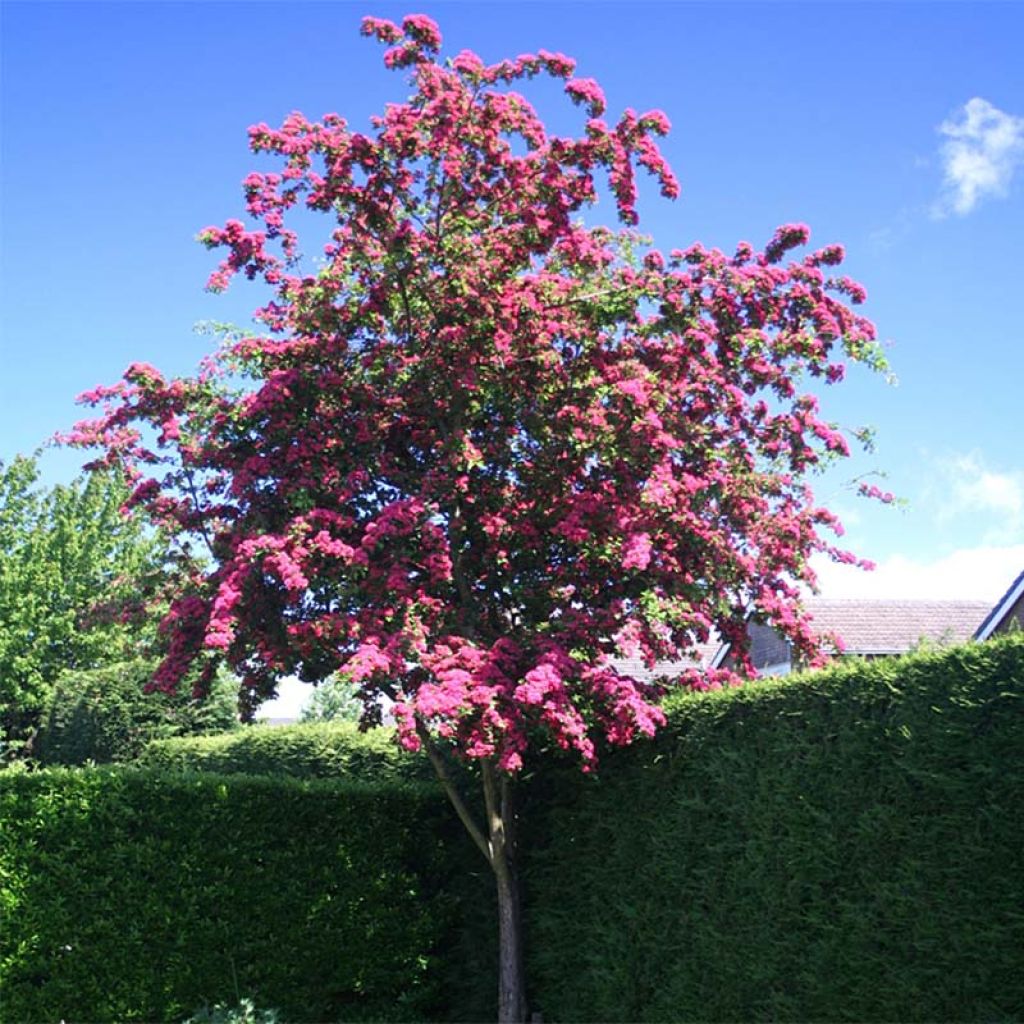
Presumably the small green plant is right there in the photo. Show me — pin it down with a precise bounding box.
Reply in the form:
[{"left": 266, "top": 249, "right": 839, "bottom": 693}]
[{"left": 184, "top": 997, "right": 279, "bottom": 1023}]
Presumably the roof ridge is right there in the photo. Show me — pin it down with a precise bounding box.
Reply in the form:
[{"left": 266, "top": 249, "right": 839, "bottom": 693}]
[
  {"left": 806, "top": 597, "right": 991, "bottom": 605},
  {"left": 974, "top": 567, "right": 1024, "bottom": 640}
]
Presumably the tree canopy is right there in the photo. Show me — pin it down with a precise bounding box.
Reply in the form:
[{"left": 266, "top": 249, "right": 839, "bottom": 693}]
[
  {"left": 0, "top": 456, "right": 168, "bottom": 751},
  {"left": 300, "top": 675, "right": 363, "bottom": 724},
  {"left": 70, "top": 14, "right": 881, "bottom": 764}
]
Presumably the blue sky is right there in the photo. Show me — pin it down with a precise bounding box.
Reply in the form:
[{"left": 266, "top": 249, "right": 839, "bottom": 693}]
[{"left": 3, "top": 1, "right": 1024, "bottom": 629}]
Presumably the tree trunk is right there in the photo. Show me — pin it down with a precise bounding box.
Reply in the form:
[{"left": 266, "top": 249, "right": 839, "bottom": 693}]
[
  {"left": 485, "top": 760, "right": 528, "bottom": 1023},
  {"left": 493, "top": 839, "right": 527, "bottom": 1023},
  {"left": 418, "top": 726, "right": 529, "bottom": 1022}
]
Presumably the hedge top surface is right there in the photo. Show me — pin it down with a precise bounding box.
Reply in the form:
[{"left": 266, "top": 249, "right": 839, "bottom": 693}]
[{"left": 138, "top": 719, "right": 432, "bottom": 782}]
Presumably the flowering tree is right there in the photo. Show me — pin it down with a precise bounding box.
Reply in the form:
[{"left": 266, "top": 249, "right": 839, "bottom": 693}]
[{"left": 69, "top": 15, "right": 884, "bottom": 1021}]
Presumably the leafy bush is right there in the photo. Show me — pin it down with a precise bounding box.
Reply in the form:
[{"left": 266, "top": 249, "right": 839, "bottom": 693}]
[
  {"left": 0, "top": 767, "right": 472, "bottom": 1022},
  {"left": 139, "top": 719, "right": 432, "bottom": 783},
  {"left": 522, "top": 635, "right": 1024, "bottom": 1022},
  {"left": 34, "top": 660, "right": 239, "bottom": 766}
]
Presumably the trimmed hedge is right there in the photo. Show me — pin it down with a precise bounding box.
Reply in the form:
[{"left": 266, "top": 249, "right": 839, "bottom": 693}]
[
  {"left": 139, "top": 721, "right": 432, "bottom": 784},
  {"left": 522, "top": 636, "right": 1024, "bottom": 1021},
  {"left": 0, "top": 767, "right": 480, "bottom": 1023},
  {"left": 4, "top": 638, "right": 1021, "bottom": 1022}
]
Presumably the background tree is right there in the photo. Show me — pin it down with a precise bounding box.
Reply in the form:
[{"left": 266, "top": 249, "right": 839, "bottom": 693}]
[
  {"left": 0, "top": 455, "right": 168, "bottom": 756},
  {"left": 299, "top": 674, "right": 363, "bottom": 724},
  {"left": 69, "top": 15, "right": 885, "bottom": 1020}
]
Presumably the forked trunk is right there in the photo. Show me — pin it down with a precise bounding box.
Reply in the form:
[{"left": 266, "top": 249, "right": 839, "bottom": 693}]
[{"left": 419, "top": 728, "right": 529, "bottom": 1022}]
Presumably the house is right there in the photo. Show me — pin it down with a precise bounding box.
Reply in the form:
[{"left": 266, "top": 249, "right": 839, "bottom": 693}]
[
  {"left": 714, "top": 597, "right": 994, "bottom": 677},
  {"left": 619, "top": 594, "right": 1002, "bottom": 684},
  {"left": 974, "top": 568, "right": 1024, "bottom": 639}
]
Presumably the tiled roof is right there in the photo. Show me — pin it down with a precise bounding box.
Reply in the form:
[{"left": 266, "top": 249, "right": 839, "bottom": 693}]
[
  {"left": 619, "top": 597, "right": 995, "bottom": 683},
  {"left": 803, "top": 598, "right": 991, "bottom": 654},
  {"left": 610, "top": 638, "right": 721, "bottom": 686}
]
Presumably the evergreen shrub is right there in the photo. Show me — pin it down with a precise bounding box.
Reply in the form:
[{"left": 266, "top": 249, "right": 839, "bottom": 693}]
[{"left": 4, "top": 638, "right": 1020, "bottom": 1022}]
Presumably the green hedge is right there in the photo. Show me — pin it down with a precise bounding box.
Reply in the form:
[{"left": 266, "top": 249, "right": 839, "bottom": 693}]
[
  {"left": 33, "top": 660, "right": 240, "bottom": 766},
  {"left": 139, "top": 721, "right": 431, "bottom": 784},
  {"left": 0, "top": 767, "right": 480, "bottom": 1023},
  {"left": 133, "top": 724, "right": 495, "bottom": 1019},
  {"left": 4, "top": 638, "right": 1022, "bottom": 1022},
  {"left": 522, "top": 636, "right": 1024, "bottom": 1022}
]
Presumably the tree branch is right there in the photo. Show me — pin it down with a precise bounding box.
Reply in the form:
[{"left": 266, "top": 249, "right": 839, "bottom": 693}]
[
  {"left": 397, "top": 270, "right": 415, "bottom": 346},
  {"left": 544, "top": 286, "right": 624, "bottom": 310},
  {"left": 181, "top": 467, "right": 217, "bottom": 560},
  {"left": 482, "top": 759, "right": 506, "bottom": 862},
  {"left": 416, "top": 718, "right": 492, "bottom": 866},
  {"left": 449, "top": 499, "right": 478, "bottom": 635},
  {"left": 500, "top": 771, "right": 515, "bottom": 858}
]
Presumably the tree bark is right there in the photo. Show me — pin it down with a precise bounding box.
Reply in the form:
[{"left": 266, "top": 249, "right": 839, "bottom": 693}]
[
  {"left": 494, "top": 850, "right": 527, "bottom": 1023},
  {"left": 483, "top": 761, "right": 527, "bottom": 1023},
  {"left": 420, "top": 725, "right": 529, "bottom": 1022}
]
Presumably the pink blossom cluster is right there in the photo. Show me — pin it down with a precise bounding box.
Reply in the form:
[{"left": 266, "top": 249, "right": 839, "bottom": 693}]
[
  {"left": 857, "top": 481, "right": 896, "bottom": 504},
  {"left": 565, "top": 78, "right": 606, "bottom": 117}
]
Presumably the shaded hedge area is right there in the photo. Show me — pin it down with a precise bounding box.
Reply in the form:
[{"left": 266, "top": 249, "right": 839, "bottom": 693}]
[
  {"left": 139, "top": 721, "right": 431, "bottom": 784},
  {"left": 0, "top": 769, "right": 484, "bottom": 1023},
  {"left": 34, "top": 661, "right": 239, "bottom": 766},
  {"left": 134, "top": 725, "right": 497, "bottom": 1020},
  {"left": 522, "top": 636, "right": 1024, "bottom": 1022}
]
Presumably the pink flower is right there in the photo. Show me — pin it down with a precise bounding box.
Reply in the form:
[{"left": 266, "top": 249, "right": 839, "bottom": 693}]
[
  {"left": 402, "top": 14, "right": 441, "bottom": 50},
  {"left": 621, "top": 533, "right": 652, "bottom": 571},
  {"left": 565, "top": 78, "right": 606, "bottom": 117}
]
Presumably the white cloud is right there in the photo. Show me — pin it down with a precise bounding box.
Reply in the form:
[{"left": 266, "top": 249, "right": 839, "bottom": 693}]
[
  {"left": 949, "top": 456, "right": 1023, "bottom": 516},
  {"left": 935, "top": 97, "right": 1024, "bottom": 216},
  {"left": 811, "top": 544, "right": 1024, "bottom": 601},
  {"left": 932, "top": 451, "right": 1024, "bottom": 542}
]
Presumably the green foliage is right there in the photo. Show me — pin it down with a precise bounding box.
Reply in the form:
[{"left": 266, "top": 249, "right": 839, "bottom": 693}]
[
  {"left": 299, "top": 675, "right": 363, "bottom": 724},
  {"left": 0, "top": 456, "right": 167, "bottom": 753},
  {"left": 34, "top": 660, "right": 239, "bottom": 766},
  {"left": 0, "top": 768, "right": 469, "bottom": 1023},
  {"left": 139, "top": 720, "right": 433, "bottom": 783},
  {"left": 521, "top": 635, "right": 1024, "bottom": 1022},
  {"left": 183, "top": 998, "right": 279, "bottom": 1024}
]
